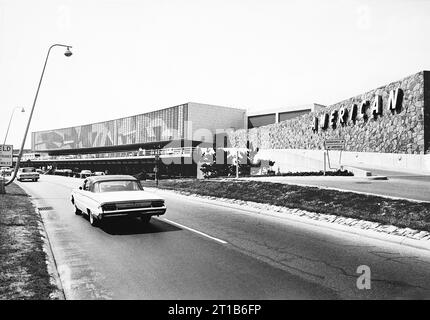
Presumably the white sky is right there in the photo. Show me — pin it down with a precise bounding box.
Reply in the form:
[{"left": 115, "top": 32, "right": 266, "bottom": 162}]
[{"left": 1, "top": 0, "right": 430, "bottom": 149}]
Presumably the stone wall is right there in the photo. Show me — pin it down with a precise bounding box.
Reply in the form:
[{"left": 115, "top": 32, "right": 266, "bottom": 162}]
[{"left": 230, "top": 71, "right": 428, "bottom": 155}]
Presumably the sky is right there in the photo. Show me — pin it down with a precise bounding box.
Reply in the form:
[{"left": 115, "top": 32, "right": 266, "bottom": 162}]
[{"left": 1, "top": 0, "right": 430, "bottom": 149}]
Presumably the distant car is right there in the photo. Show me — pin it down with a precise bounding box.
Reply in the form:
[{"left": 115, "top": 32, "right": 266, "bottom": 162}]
[
  {"left": 0, "top": 167, "right": 13, "bottom": 176},
  {"left": 79, "top": 170, "right": 92, "bottom": 178},
  {"left": 93, "top": 171, "right": 105, "bottom": 176},
  {"left": 16, "top": 167, "right": 39, "bottom": 182},
  {"left": 70, "top": 175, "right": 166, "bottom": 227}
]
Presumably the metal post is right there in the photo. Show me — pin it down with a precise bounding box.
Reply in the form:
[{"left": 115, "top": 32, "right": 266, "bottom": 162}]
[
  {"left": 5, "top": 44, "right": 72, "bottom": 187},
  {"left": 323, "top": 151, "right": 326, "bottom": 176},
  {"left": 236, "top": 149, "right": 239, "bottom": 179}
]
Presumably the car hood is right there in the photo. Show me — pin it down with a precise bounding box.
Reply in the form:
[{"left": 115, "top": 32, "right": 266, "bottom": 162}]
[{"left": 89, "top": 191, "right": 164, "bottom": 205}]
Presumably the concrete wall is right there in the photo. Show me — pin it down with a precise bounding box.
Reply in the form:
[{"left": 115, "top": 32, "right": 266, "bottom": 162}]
[
  {"left": 187, "top": 102, "right": 246, "bottom": 143},
  {"left": 253, "top": 149, "right": 430, "bottom": 175},
  {"left": 229, "top": 71, "right": 430, "bottom": 174}
]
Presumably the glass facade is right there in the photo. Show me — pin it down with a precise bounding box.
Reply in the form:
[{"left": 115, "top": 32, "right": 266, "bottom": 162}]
[{"left": 32, "top": 104, "right": 188, "bottom": 152}]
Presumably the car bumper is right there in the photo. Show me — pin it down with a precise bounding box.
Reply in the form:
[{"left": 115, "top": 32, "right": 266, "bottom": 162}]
[
  {"left": 98, "top": 207, "right": 167, "bottom": 220},
  {"left": 18, "top": 175, "right": 39, "bottom": 180}
]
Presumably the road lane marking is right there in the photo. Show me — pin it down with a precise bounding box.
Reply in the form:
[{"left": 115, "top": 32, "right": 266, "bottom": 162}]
[{"left": 159, "top": 218, "right": 228, "bottom": 245}]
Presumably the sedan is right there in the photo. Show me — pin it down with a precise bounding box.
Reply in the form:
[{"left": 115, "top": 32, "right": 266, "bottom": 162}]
[{"left": 70, "top": 175, "right": 166, "bottom": 227}]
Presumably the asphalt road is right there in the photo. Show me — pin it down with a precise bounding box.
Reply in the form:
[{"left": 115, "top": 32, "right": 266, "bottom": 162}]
[{"left": 17, "top": 175, "right": 430, "bottom": 299}]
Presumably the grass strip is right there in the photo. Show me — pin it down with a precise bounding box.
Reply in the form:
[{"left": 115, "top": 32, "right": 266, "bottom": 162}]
[
  {"left": 0, "top": 183, "right": 56, "bottom": 299},
  {"left": 141, "top": 179, "right": 430, "bottom": 232}
]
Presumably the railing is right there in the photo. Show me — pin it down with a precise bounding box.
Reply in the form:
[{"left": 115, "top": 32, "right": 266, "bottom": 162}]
[{"left": 18, "top": 147, "right": 198, "bottom": 162}]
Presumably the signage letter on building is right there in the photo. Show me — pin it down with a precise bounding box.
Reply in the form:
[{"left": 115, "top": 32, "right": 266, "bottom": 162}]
[
  {"left": 329, "top": 110, "right": 338, "bottom": 129},
  {"left": 320, "top": 113, "right": 329, "bottom": 130},
  {"left": 339, "top": 107, "right": 348, "bottom": 125},
  {"left": 387, "top": 88, "right": 403, "bottom": 113},
  {"left": 359, "top": 100, "right": 369, "bottom": 120},
  {"left": 312, "top": 117, "right": 319, "bottom": 132},
  {"left": 371, "top": 95, "right": 382, "bottom": 119}
]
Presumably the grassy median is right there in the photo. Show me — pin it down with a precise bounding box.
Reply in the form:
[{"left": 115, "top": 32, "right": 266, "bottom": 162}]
[
  {"left": 141, "top": 179, "right": 430, "bottom": 232},
  {"left": 0, "top": 183, "right": 56, "bottom": 299}
]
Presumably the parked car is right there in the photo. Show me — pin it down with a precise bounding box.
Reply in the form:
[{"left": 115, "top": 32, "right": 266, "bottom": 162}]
[
  {"left": 0, "top": 167, "right": 13, "bottom": 176},
  {"left": 70, "top": 175, "right": 166, "bottom": 227},
  {"left": 16, "top": 167, "right": 39, "bottom": 182},
  {"left": 93, "top": 171, "right": 105, "bottom": 176},
  {"left": 79, "top": 170, "right": 92, "bottom": 178}
]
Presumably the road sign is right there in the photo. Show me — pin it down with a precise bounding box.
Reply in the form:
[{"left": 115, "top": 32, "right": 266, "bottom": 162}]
[
  {"left": 0, "top": 145, "right": 13, "bottom": 166},
  {"left": 324, "top": 139, "right": 345, "bottom": 151}
]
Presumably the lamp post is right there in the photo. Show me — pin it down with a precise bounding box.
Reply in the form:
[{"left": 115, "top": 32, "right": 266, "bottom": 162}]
[
  {"left": 4, "top": 44, "right": 72, "bottom": 188},
  {"left": 2, "top": 107, "right": 25, "bottom": 147}
]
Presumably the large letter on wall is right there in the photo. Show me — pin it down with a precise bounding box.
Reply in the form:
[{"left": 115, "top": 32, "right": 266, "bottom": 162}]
[
  {"left": 370, "top": 95, "right": 382, "bottom": 119},
  {"left": 329, "top": 110, "right": 338, "bottom": 129},
  {"left": 312, "top": 116, "right": 319, "bottom": 132},
  {"left": 360, "top": 100, "right": 369, "bottom": 121},
  {"left": 339, "top": 107, "right": 348, "bottom": 125},
  {"left": 349, "top": 104, "right": 358, "bottom": 124},
  {"left": 387, "top": 88, "right": 403, "bottom": 113},
  {"left": 320, "top": 113, "right": 329, "bottom": 130}
]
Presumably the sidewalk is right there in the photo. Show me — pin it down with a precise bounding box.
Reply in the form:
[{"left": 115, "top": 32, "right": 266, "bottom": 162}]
[{"left": 239, "top": 171, "right": 430, "bottom": 202}]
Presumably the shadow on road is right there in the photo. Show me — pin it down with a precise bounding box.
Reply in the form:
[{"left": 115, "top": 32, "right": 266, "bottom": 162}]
[{"left": 96, "top": 217, "right": 182, "bottom": 235}]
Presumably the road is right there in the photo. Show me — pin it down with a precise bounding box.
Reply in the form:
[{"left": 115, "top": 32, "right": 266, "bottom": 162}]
[{"left": 18, "top": 175, "right": 430, "bottom": 299}]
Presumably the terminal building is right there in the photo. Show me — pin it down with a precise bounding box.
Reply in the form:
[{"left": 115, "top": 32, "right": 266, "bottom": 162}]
[{"left": 27, "top": 70, "right": 430, "bottom": 177}]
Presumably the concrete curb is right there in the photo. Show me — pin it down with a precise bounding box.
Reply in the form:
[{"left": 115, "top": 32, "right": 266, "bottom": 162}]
[
  {"left": 146, "top": 187, "right": 430, "bottom": 253},
  {"left": 30, "top": 199, "right": 66, "bottom": 300}
]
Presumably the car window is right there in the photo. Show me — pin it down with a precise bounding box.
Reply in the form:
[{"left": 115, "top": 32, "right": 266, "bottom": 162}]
[
  {"left": 90, "top": 182, "right": 99, "bottom": 193},
  {"left": 95, "top": 180, "right": 142, "bottom": 193}
]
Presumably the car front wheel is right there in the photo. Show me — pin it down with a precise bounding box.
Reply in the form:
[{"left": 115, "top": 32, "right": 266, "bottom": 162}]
[{"left": 89, "top": 212, "right": 98, "bottom": 227}]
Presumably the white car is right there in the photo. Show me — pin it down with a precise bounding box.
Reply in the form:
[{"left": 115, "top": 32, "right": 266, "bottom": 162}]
[
  {"left": 17, "top": 167, "right": 40, "bottom": 182},
  {"left": 0, "top": 167, "right": 12, "bottom": 177},
  {"left": 79, "top": 170, "right": 92, "bottom": 178},
  {"left": 70, "top": 175, "right": 167, "bottom": 227}
]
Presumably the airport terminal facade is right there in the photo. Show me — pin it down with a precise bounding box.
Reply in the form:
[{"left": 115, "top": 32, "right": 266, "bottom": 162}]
[{"left": 29, "top": 70, "right": 430, "bottom": 176}]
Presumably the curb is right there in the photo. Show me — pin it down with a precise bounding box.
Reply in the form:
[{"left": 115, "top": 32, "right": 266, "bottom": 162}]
[
  {"left": 31, "top": 199, "right": 66, "bottom": 300},
  {"left": 146, "top": 187, "right": 430, "bottom": 253}
]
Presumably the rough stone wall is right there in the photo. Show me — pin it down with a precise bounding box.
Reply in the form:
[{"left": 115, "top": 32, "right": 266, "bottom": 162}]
[
  {"left": 230, "top": 71, "right": 427, "bottom": 154},
  {"left": 424, "top": 71, "right": 430, "bottom": 153}
]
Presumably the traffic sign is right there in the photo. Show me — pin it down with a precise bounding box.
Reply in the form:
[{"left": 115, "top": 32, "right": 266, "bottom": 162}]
[
  {"left": 324, "top": 139, "right": 345, "bottom": 150},
  {"left": 0, "top": 145, "right": 13, "bottom": 166}
]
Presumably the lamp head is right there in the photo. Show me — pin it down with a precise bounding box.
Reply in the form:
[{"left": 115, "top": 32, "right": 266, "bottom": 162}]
[{"left": 64, "top": 47, "right": 72, "bottom": 57}]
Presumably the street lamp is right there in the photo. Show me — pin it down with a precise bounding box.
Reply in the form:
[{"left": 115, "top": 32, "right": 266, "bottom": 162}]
[
  {"left": 2, "top": 107, "right": 25, "bottom": 147},
  {"left": 4, "top": 44, "right": 73, "bottom": 188}
]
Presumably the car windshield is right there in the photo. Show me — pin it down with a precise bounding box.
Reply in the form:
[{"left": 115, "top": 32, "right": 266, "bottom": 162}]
[
  {"left": 21, "top": 168, "right": 35, "bottom": 173},
  {"left": 94, "top": 180, "right": 142, "bottom": 193}
]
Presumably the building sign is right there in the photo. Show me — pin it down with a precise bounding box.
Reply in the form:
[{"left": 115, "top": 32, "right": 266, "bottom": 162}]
[
  {"left": 312, "top": 88, "right": 403, "bottom": 132},
  {"left": 324, "top": 139, "right": 345, "bottom": 150},
  {"left": 0, "top": 145, "right": 13, "bottom": 166}
]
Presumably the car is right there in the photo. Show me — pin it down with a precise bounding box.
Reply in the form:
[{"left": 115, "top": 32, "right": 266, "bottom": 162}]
[
  {"left": 0, "top": 167, "right": 13, "bottom": 177},
  {"left": 79, "top": 170, "right": 92, "bottom": 178},
  {"left": 70, "top": 175, "right": 167, "bottom": 227},
  {"left": 16, "top": 167, "right": 40, "bottom": 182},
  {"left": 93, "top": 171, "right": 105, "bottom": 176}
]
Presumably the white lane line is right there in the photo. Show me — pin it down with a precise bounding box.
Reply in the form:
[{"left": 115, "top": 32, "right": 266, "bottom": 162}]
[{"left": 159, "top": 217, "right": 228, "bottom": 245}]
